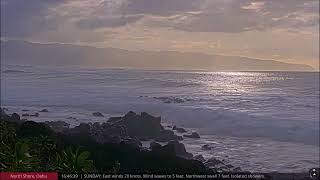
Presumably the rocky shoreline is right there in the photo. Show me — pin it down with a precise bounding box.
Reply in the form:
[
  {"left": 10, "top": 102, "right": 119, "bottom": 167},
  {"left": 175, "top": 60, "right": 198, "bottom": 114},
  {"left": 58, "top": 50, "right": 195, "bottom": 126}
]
[{"left": 1, "top": 107, "right": 242, "bottom": 173}]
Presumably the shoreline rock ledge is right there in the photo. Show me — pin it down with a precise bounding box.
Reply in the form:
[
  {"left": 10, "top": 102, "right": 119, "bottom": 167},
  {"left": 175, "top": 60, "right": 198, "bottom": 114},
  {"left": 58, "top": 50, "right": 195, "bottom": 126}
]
[{"left": 63, "top": 111, "right": 183, "bottom": 147}]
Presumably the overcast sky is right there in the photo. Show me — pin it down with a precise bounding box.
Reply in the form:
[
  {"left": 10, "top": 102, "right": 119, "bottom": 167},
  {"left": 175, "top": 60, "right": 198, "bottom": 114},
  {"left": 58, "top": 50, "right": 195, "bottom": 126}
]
[{"left": 1, "top": 0, "right": 319, "bottom": 68}]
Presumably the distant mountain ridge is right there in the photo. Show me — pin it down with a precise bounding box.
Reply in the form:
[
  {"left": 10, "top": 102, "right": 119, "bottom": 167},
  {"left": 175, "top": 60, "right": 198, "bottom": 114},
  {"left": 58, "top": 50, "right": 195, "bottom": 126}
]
[{"left": 1, "top": 40, "right": 314, "bottom": 71}]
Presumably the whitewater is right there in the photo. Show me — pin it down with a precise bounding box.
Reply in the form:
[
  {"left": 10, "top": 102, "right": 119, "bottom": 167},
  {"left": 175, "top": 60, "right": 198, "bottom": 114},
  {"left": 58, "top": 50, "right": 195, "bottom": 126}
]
[{"left": 1, "top": 64, "right": 319, "bottom": 172}]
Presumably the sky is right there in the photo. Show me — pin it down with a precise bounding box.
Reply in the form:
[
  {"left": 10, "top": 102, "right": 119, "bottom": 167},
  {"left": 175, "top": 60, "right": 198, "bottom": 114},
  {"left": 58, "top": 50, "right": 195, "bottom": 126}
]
[{"left": 1, "top": 0, "right": 319, "bottom": 69}]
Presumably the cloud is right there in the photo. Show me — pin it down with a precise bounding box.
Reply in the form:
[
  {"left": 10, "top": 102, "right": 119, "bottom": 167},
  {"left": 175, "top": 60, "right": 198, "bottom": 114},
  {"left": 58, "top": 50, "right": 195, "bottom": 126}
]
[
  {"left": 76, "top": 15, "right": 143, "bottom": 29},
  {"left": 143, "top": 0, "right": 319, "bottom": 33},
  {"left": 1, "top": 0, "right": 318, "bottom": 39},
  {"left": 0, "top": 0, "right": 63, "bottom": 38}
]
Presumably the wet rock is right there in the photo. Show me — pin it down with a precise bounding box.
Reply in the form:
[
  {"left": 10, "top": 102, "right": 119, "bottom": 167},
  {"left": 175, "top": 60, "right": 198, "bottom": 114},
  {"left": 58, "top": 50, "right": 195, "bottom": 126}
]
[
  {"left": 194, "top": 155, "right": 206, "bottom": 162},
  {"left": 70, "top": 123, "right": 91, "bottom": 134},
  {"left": 183, "top": 132, "right": 200, "bottom": 139},
  {"left": 89, "top": 122, "right": 128, "bottom": 144},
  {"left": 122, "top": 111, "right": 163, "bottom": 139},
  {"left": 108, "top": 117, "right": 122, "bottom": 123},
  {"left": 120, "top": 137, "right": 142, "bottom": 149},
  {"left": 166, "top": 140, "right": 193, "bottom": 159},
  {"left": 1, "top": 108, "right": 9, "bottom": 120},
  {"left": 44, "top": 121, "right": 70, "bottom": 132},
  {"left": 11, "top": 113, "right": 20, "bottom": 121},
  {"left": 92, "top": 112, "right": 104, "bottom": 117},
  {"left": 155, "top": 129, "right": 183, "bottom": 142},
  {"left": 152, "top": 140, "right": 193, "bottom": 159},
  {"left": 201, "top": 144, "right": 213, "bottom": 151},
  {"left": 225, "top": 164, "right": 234, "bottom": 169},
  {"left": 154, "top": 97, "right": 186, "bottom": 104},
  {"left": 2, "top": 108, "right": 9, "bottom": 111},
  {"left": 173, "top": 126, "right": 187, "bottom": 133},
  {"left": 67, "top": 117, "right": 77, "bottom": 120},
  {"left": 233, "top": 167, "right": 242, "bottom": 172},
  {"left": 29, "top": 113, "right": 39, "bottom": 117},
  {"left": 22, "top": 109, "right": 29, "bottom": 112},
  {"left": 22, "top": 113, "right": 30, "bottom": 117},
  {"left": 150, "top": 141, "right": 162, "bottom": 150},
  {"left": 39, "top": 109, "right": 49, "bottom": 112},
  {"left": 205, "top": 157, "right": 224, "bottom": 167}
]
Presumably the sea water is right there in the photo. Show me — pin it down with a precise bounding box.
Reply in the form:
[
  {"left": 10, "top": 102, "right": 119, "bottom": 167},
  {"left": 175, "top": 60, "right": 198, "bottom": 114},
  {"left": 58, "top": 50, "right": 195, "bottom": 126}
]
[{"left": 1, "top": 64, "right": 319, "bottom": 172}]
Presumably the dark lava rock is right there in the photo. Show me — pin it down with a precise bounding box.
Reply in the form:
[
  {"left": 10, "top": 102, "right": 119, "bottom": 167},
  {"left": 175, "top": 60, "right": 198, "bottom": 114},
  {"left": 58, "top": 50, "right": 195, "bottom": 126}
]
[
  {"left": 39, "top": 109, "right": 49, "bottom": 112},
  {"left": 70, "top": 123, "right": 91, "bottom": 135},
  {"left": 22, "top": 113, "right": 30, "bottom": 117},
  {"left": 153, "top": 140, "right": 193, "bottom": 159},
  {"left": 11, "top": 113, "right": 20, "bottom": 121},
  {"left": 150, "top": 141, "right": 162, "bottom": 150},
  {"left": 1, "top": 108, "right": 10, "bottom": 120},
  {"left": 155, "top": 129, "right": 183, "bottom": 142},
  {"left": 154, "top": 97, "right": 186, "bottom": 104},
  {"left": 29, "top": 113, "right": 39, "bottom": 117},
  {"left": 233, "top": 167, "right": 242, "bottom": 172},
  {"left": 201, "top": 144, "right": 213, "bottom": 151},
  {"left": 205, "top": 157, "right": 224, "bottom": 167},
  {"left": 173, "top": 126, "right": 187, "bottom": 133},
  {"left": 44, "top": 121, "right": 70, "bottom": 132},
  {"left": 122, "top": 111, "right": 163, "bottom": 139},
  {"left": 67, "top": 117, "right": 77, "bottom": 120},
  {"left": 166, "top": 140, "right": 193, "bottom": 159},
  {"left": 120, "top": 137, "right": 142, "bottom": 149},
  {"left": 108, "top": 117, "right": 122, "bottom": 123},
  {"left": 92, "top": 112, "right": 104, "bottom": 117},
  {"left": 183, "top": 132, "right": 200, "bottom": 139},
  {"left": 89, "top": 122, "right": 128, "bottom": 144},
  {"left": 194, "top": 155, "right": 206, "bottom": 162},
  {"left": 225, "top": 164, "right": 234, "bottom": 169}
]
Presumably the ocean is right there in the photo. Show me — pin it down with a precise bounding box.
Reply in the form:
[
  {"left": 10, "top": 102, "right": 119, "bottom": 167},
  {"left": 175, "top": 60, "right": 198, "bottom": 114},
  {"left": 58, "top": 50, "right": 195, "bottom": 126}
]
[{"left": 1, "top": 64, "right": 319, "bottom": 172}]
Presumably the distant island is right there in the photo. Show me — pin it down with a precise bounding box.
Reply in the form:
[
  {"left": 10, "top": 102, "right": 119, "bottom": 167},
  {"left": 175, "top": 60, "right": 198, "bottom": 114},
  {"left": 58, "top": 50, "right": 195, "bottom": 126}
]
[{"left": 1, "top": 40, "right": 314, "bottom": 72}]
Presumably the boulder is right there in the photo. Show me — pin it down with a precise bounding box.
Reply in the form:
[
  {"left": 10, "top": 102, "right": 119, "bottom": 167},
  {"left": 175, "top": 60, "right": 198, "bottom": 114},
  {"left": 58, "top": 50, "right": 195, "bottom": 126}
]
[
  {"left": 70, "top": 123, "right": 91, "bottom": 135},
  {"left": 201, "top": 144, "right": 213, "bottom": 151},
  {"left": 122, "top": 111, "right": 163, "bottom": 139},
  {"left": 29, "top": 113, "right": 39, "bottom": 117},
  {"left": 120, "top": 137, "right": 142, "bottom": 149},
  {"left": 1, "top": 108, "right": 10, "bottom": 121},
  {"left": 39, "top": 109, "right": 49, "bottom": 112},
  {"left": 22, "top": 113, "right": 30, "bottom": 117},
  {"left": 44, "top": 121, "right": 70, "bottom": 132},
  {"left": 173, "top": 126, "right": 187, "bottom": 133},
  {"left": 150, "top": 141, "right": 162, "bottom": 150},
  {"left": 166, "top": 140, "right": 193, "bottom": 159},
  {"left": 152, "top": 140, "right": 193, "bottom": 159},
  {"left": 205, "top": 157, "right": 224, "bottom": 167},
  {"left": 194, "top": 155, "right": 206, "bottom": 162},
  {"left": 108, "top": 117, "right": 122, "bottom": 123},
  {"left": 89, "top": 122, "right": 128, "bottom": 144},
  {"left": 11, "top": 113, "right": 20, "bottom": 121},
  {"left": 155, "top": 129, "right": 183, "bottom": 142},
  {"left": 92, "top": 112, "right": 104, "bottom": 117},
  {"left": 225, "top": 164, "right": 234, "bottom": 169},
  {"left": 233, "top": 167, "right": 242, "bottom": 172},
  {"left": 183, "top": 132, "right": 200, "bottom": 139}
]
